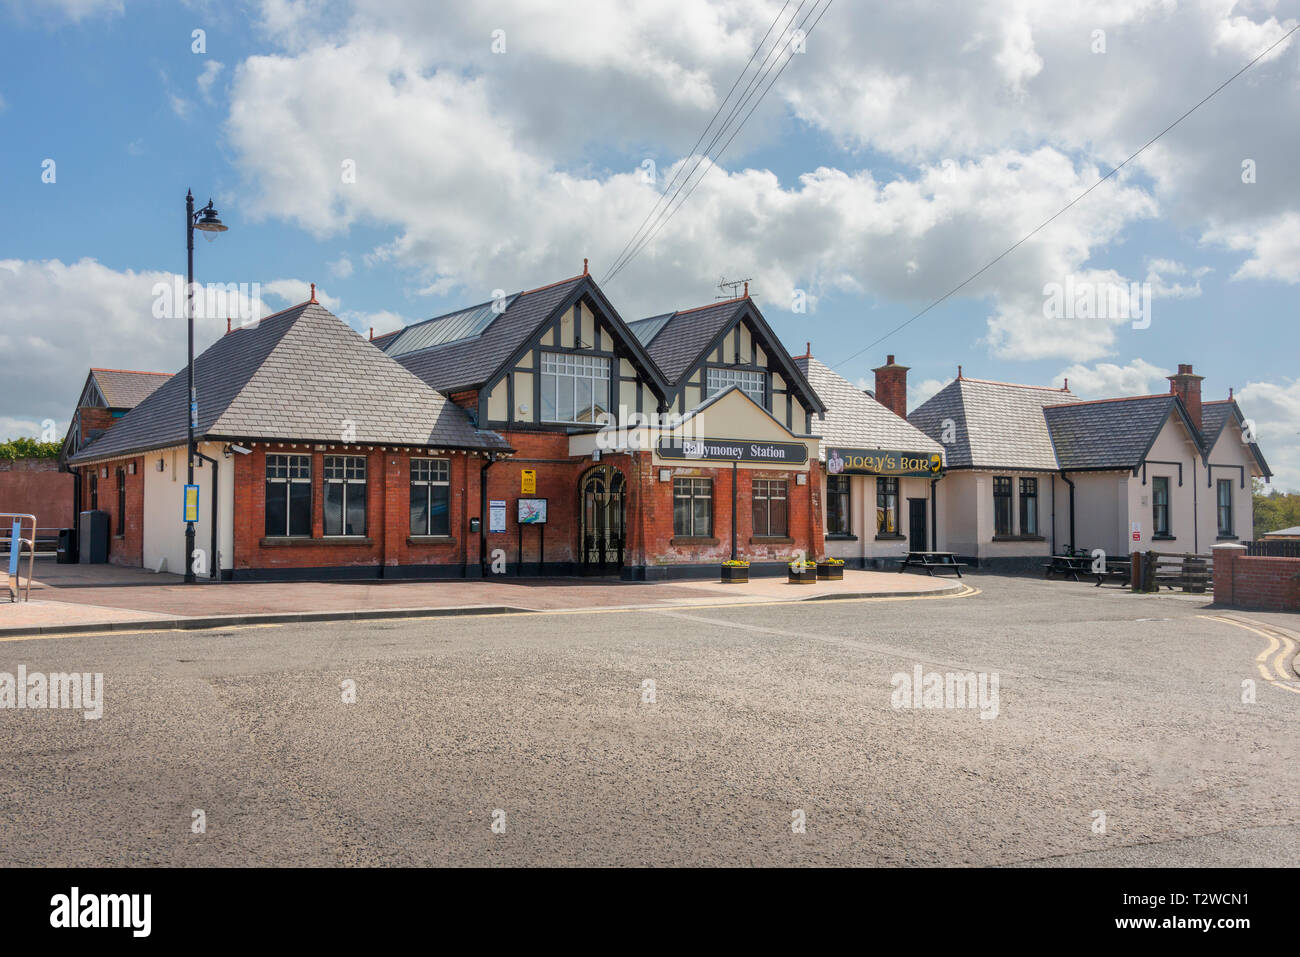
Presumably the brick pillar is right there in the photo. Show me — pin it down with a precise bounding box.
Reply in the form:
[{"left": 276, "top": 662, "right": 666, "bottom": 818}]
[
  {"left": 1212, "top": 542, "right": 1245, "bottom": 605},
  {"left": 382, "top": 451, "right": 402, "bottom": 568}
]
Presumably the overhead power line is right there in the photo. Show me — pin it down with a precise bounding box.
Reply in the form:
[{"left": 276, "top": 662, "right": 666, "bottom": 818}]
[
  {"left": 830, "top": 20, "right": 1300, "bottom": 370},
  {"left": 604, "top": 0, "right": 834, "bottom": 284}
]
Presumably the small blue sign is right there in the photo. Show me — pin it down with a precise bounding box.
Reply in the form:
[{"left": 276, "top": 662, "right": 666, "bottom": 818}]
[
  {"left": 183, "top": 484, "right": 200, "bottom": 522},
  {"left": 7, "top": 519, "right": 19, "bottom": 578}
]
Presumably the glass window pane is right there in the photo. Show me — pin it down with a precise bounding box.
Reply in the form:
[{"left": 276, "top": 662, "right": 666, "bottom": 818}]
[
  {"left": 557, "top": 376, "right": 574, "bottom": 422},
  {"left": 324, "top": 482, "right": 343, "bottom": 535},
  {"left": 674, "top": 496, "right": 689, "bottom": 536},
  {"left": 575, "top": 377, "right": 593, "bottom": 422},
  {"left": 265, "top": 483, "right": 286, "bottom": 537},
  {"left": 409, "top": 484, "right": 428, "bottom": 535},
  {"left": 288, "top": 481, "right": 311, "bottom": 536},
  {"left": 346, "top": 486, "right": 366, "bottom": 536},
  {"left": 430, "top": 486, "right": 450, "bottom": 536},
  {"left": 694, "top": 497, "right": 710, "bottom": 536},
  {"left": 541, "top": 374, "right": 556, "bottom": 420}
]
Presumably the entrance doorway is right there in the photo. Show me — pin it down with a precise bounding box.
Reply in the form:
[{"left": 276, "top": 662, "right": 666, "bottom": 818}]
[
  {"left": 908, "top": 498, "right": 928, "bottom": 552},
  {"left": 579, "top": 465, "right": 625, "bottom": 575}
]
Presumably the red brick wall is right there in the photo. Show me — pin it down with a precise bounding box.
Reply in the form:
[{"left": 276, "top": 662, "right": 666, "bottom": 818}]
[
  {"left": 233, "top": 444, "right": 482, "bottom": 574},
  {"left": 0, "top": 458, "right": 74, "bottom": 532},
  {"left": 1214, "top": 548, "right": 1300, "bottom": 611},
  {"left": 76, "top": 458, "right": 144, "bottom": 566}
]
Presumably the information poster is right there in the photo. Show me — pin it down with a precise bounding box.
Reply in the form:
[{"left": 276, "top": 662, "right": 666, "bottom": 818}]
[{"left": 489, "top": 500, "right": 507, "bottom": 533}]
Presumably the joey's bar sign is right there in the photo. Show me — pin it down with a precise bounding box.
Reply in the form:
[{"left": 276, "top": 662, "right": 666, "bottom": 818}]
[
  {"left": 658, "top": 437, "right": 808, "bottom": 465},
  {"left": 827, "top": 447, "right": 942, "bottom": 477}
]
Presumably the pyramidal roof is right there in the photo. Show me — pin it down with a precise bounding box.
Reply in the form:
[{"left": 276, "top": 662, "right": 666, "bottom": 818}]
[
  {"left": 70, "top": 300, "right": 508, "bottom": 464},
  {"left": 909, "top": 377, "right": 1076, "bottom": 470}
]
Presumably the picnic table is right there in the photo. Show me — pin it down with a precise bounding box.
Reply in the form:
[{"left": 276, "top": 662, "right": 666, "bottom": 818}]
[
  {"left": 1045, "top": 554, "right": 1132, "bottom": 586},
  {"left": 899, "top": 550, "right": 965, "bottom": 578}
]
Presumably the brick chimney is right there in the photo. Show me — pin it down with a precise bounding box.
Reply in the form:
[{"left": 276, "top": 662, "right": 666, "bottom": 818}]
[
  {"left": 1167, "top": 363, "right": 1204, "bottom": 432},
  {"left": 873, "top": 354, "right": 909, "bottom": 419}
]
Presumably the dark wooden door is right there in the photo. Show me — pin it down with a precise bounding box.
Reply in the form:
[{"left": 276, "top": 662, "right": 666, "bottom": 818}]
[{"left": 908, "top": 498, "right": 927, "bottom": 553}]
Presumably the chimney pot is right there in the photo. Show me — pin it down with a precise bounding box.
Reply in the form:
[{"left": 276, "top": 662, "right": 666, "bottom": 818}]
[
  {"left": 743, "top": 281, "right": 749, "bottom": 298},
  {"left": 309, "top": 282, "right": 317, "bottom": 304},
  {"left": 226, "top": 317, "right": 231, "bottom": 334},
  {"left": 583, "top": 257, "right": 589, "bottom": 276},
  {"left": 369, "top": 327, "right": 374, "bottom": 341},
  {"left": 1167, "top": 362, "right": 1204, "bottom": 432},
  {"left": 886, "top": 354, "right": 895, "bottom": 365}
]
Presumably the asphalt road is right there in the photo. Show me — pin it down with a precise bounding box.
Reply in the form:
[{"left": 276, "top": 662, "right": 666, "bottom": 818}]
[{"left": 1, "top": 574, "right": 1297, "bottom": 866}]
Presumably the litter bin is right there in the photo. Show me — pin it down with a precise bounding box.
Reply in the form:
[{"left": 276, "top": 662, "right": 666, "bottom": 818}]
[
  {"left": 78, "top": 510, "right": 109, "bottom": 564},
  {"left": 56, "top": 528, "right": 78, "bottom": 564}
]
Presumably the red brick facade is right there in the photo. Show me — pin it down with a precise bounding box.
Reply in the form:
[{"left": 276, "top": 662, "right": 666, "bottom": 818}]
[
  {"left": 1214, "top": 547, "right": 1300, "bottom": 611},
  {"left": 218, "top": 428, "right": 823, "bottom": 580},
  {"left": 0, "top": 458, "right": 74, "bottom": 533}
]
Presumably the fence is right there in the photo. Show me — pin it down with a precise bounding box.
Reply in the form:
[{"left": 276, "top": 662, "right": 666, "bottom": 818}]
[
  {"left": 1135, "top": 550, "right": 1212, "bottom": 593},
  {"left": 1246, "top": 539, "right": 1300, "bottom": 558}
]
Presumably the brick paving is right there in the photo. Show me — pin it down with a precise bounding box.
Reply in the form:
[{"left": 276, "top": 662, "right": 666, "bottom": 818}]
[{"left": 1, "top": 561, "right": 960, "bottom": 633}]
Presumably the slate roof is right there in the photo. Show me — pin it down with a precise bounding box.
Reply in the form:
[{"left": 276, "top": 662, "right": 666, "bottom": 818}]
[
  {"left": 1042, "top": 395, "right": 1181, "bottom": 470},
  {"left": 629, "top": 298, "right": 746, "bottom": 385},
  {"left": 1198, "top": 399, "right": 1271, "bottom": 476},
  {"left": 909, "top": 378, "right": 1077, "bottom": 470},
  {"left": 795, "top": 356, "right": 942, "bottom": 459},
  {"left": 69, "top": 301, "right": 508, "bottom": 464},
  {"left": 385, "top": 276, "right": 588, "bottom": 393},
  {"left": 91, "top": 368, "right": 170, "bottom": 408}
]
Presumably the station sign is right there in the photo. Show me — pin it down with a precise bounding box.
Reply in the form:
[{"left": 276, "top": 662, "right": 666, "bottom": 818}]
[
  {"left": 657, "top": 437, "right": 808, "bottom": 465},
  {"left": 826, "top": 447, "right": 942, "bottom": 477}
]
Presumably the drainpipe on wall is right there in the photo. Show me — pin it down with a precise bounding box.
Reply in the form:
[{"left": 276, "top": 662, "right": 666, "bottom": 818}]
[
  {"left": 194, "top": 447, "right": 219, "bottom": 580},
  {"left": 929, "top": 475, "right": 941, "bottom": 552},
  {"left": 1192, "top": 461, "right": 1199, "bottom": 554},
  {"left": 1059, "top": 471, "right": 1075, "bottom": 551},
  {"left": 479, "top": 453, "right": 495, "bottom": 576},
  {"left": 731, "top": 460, "right": 738, "bottom": 561},
  {"left": 1049, "top": 475, "right": 1056, "bottom": 555}
]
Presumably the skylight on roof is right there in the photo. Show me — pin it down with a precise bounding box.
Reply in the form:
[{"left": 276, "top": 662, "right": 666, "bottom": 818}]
[{"left": 381, "top": 295, "right": 519, "bottom": 357}]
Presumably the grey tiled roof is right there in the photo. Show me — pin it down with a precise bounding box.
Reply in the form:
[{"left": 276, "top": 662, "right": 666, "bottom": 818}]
[
  {"left": 91, "top": 369, "right": 170, "bottom": 408},
  {"left": 909, "top": 378, "right": 1077, "bottom": 470},
  {"left": 1198, "top": 400, "right": 1234, "bottom": 452},
  {"left": 390, "top": 277, "right": 586, "bottom": 393},
  {"left": 70, "top": 302, "right": 508, "bottom": 463},
  {"left": 795, "top": 356, "right": 942, "bottom": 458},
  {"left": 636, "top": 299, "right": 745, "bottom": 384},
  {"left": 1043, "top": 395, "right": 1177, "bottom": 470}
]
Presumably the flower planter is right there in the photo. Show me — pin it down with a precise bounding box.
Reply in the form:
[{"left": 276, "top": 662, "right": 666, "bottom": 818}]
[
  {"left": 720, "top": 565, "right": 750, "bottom": 584},
  {"left": 816, "top": 561, "right": 844, "bottom": 581},
  {"left": 788, "top": 567, "right": 817, "bottom": 584}
]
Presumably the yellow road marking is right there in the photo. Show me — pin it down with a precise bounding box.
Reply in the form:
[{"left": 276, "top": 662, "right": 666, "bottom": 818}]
[{"left": 1200, "top": 614, "right": 1300, "bottom": 695}]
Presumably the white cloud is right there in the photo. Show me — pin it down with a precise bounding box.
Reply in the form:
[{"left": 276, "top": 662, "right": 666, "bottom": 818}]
[
  {"left": 261, "top": 278, "right": 340, "bottom": 310},
  {"left": 909, "top": 377, "right": 947, "bottom": 409},
  {"left": 0, "top": 416, "right": 55, "bottom": 443},
  {"left": 3, "top": 0, "right": 124, "bottom": 23},
  {"left": 1235, "top": 378, "right": 1300, "bottom": 492},
  {"left": 0, "top": 259, "right": 355, "bottom": 432},
  {"left": 343, "top": 309, "right": 407, "bottom": 338},
  {"left": 1053, "top": 359, "right": 1171, "bottom": 398},
  {"left": 197, "top": 60, "right": 225, "bottom": 103},
  {"left": 1204, "top": 212, "right": 1300, "bottom": 283},
  {"left": 1145, "top": 257, "right": 1211, "bottom": 299},
  {"left": 329, "top": 255, "right": 353, "bottom": 278}
]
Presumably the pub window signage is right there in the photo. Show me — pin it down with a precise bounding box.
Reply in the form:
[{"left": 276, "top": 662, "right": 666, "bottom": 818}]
[
  {"left": 657, "top": 437, "right": 808, "bottom": 465},
  {"left": 826, "top": 447, "right": 942, "bottom": 477}
]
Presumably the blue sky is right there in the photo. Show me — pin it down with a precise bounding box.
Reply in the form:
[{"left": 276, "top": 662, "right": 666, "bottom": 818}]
[{"left": 1, "top": 0, "right": 1297, "bottom": 487}]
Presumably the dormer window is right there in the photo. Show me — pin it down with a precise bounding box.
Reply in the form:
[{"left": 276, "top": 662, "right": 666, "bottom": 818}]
[
  {"left": 540, "top": 352, "right": 610, "bottom": 424},
  {"left": 707, "top": 367, "right": 764, "bottom": 406}
]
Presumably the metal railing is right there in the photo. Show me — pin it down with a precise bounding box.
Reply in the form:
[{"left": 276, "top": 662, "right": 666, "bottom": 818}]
[
  {"left": 1, "top": 513, "right": 37, "bottom": 601},
  {"left": 1245, "top": 539, "right": 1300, "bottom": 558}
]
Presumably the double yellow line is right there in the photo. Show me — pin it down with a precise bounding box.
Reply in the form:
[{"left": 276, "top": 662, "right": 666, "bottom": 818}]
[{"left": 1201, "top": 614, "right": 1300, "bottom": 695}]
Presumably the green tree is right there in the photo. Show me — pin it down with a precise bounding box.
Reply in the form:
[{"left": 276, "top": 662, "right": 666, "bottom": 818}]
[
  {"left": 0, "top": 437, "right": 61, "bottom": 461},
  {"left": 1253, "top": 478, "right": 1300, "bottom": 538}
]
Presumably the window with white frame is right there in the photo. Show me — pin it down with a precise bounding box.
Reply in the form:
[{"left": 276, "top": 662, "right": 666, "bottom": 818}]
[
  {"left": 323, "top": 455, "right": 367, "bottom": 536},
  {"left": 265, "top": 454, "right": 311, "bottom": 537},
  {"left": 410, "top": 458, "right": 451, "bottom": 536},
  {"left": 706, "top": 367, "right": 764, "bottom": 406},
  {"left": 540, "top": 352, "right": 610, "bottom": 424}
]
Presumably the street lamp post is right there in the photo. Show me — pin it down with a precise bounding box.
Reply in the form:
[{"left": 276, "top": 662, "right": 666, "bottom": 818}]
[{"left": 184, "top": 189, "right": 227, "bottom": 583}]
